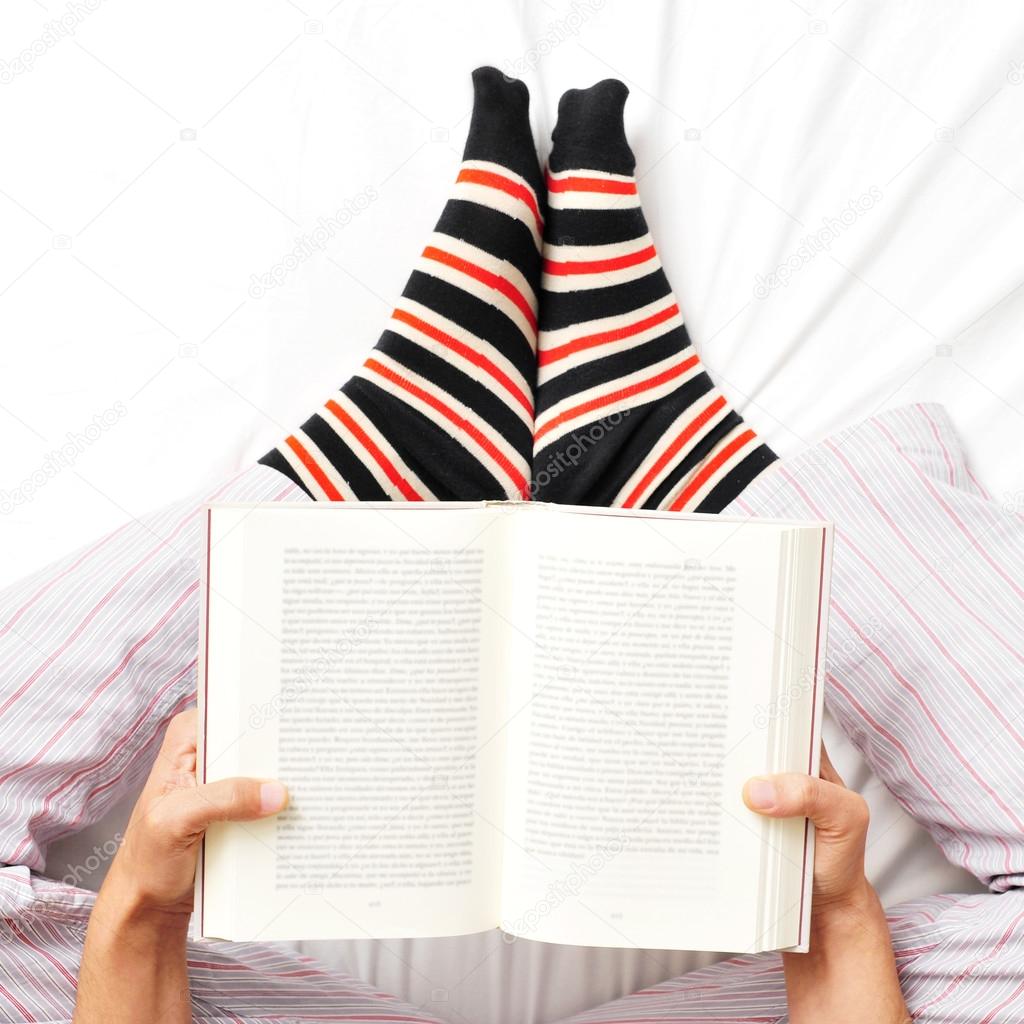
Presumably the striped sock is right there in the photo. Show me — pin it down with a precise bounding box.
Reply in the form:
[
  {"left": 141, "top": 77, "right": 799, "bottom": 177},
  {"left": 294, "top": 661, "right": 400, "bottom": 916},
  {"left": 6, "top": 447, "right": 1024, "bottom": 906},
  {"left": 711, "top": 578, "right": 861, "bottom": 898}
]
[
  {"left": 533, "top": 79, "right": 777, "bottom": 511},
  {"left": 260, "top": 67, "right": 543, "bottom": 501}
]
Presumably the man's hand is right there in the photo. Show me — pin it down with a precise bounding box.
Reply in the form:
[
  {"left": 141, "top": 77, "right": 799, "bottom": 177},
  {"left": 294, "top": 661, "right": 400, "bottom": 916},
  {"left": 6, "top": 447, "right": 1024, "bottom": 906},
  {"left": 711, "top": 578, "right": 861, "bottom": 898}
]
[
  {"left": 743, "top": 744, "right": 911, "bottom": 1024},
  {"left": 73, "top": 709, "right": 289, "bottom": 1024},
  {"left": 108, "top": 707, "right": 288, "bottom": 918},
  {"left": 744, "top": 744, "right": 873, "bottom": 917}
]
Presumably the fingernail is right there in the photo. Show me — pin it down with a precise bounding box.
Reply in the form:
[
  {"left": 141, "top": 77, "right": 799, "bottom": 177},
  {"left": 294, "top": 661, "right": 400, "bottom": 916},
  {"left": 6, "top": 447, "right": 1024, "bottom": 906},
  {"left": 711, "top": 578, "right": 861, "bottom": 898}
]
[
  {"left": 260, "top": 781, "right": 288, "bottom": 813},
  {"left": 746, "top": 777, "right": 776, "bottom": 810}
]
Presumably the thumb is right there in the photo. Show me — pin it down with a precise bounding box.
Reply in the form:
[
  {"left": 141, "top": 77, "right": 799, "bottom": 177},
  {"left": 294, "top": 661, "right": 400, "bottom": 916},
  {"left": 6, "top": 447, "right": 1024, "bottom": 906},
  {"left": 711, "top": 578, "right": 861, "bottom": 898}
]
[
  {"left": 743, "top": 773, "right": 869, "bottom": 840},
  {"left": 165, "top": 777, "right": 289, "bottom": 836}
]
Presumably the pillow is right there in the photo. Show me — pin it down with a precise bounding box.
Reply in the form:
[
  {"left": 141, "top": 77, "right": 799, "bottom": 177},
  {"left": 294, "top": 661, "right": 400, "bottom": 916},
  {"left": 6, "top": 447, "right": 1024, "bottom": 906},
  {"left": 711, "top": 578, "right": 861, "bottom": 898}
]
[
  {"left": 725, "top": 403, "right": 1024, "bottom": 891},
  {"left": 0, "top": 464, "right": 308, "bottom": 873}
]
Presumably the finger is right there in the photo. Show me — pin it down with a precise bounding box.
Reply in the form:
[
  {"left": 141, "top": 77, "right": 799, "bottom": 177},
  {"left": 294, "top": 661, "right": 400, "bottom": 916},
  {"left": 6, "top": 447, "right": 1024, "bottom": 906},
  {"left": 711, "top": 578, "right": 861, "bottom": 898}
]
[
  {"left": 818, "top": 743, "right": 845, "bottom": 788},
  {"left": 138, "top": 710, "right": 198, "bottom": 803},
  {"left": 155, "top": 777, "right": 289, "bottom": 838},
  {"left": 159, "top": 709, "right": 198, "bottom": 762},
  {"left": 743, "top": 773, "right": 869, "bottom": 839}
]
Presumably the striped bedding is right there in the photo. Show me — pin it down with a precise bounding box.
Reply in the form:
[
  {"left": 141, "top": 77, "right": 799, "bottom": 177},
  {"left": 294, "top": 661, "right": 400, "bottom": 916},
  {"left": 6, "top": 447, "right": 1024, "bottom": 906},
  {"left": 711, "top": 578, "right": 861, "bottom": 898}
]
[{"left": 0, "top": 402, "right": 1022, "bottom": 1021}]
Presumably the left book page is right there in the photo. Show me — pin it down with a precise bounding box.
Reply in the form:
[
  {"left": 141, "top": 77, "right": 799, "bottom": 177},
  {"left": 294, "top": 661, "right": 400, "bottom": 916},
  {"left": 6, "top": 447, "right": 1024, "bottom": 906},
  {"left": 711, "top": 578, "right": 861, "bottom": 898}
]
[{"left": 197, "top": 503, "right": 514, "bottom": 941}]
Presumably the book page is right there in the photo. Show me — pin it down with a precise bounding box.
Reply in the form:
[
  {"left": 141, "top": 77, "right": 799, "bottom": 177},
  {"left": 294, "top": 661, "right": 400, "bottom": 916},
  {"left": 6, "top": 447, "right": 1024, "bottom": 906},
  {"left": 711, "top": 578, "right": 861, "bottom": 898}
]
[
  {"left": 498, "top": 508, "right": 794, "bottom": 953},
  {"left": 758, "top": 525, "right": 830, "bottom": 952},
  {"left": 200, "top": 504, "right": 513, "bottom": 941}
]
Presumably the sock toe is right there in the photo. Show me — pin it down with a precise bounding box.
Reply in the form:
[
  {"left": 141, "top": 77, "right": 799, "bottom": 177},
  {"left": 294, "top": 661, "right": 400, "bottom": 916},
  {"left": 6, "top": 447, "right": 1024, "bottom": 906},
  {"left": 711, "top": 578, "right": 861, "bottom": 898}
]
[
  {"left": 464, "top": 67, "right": 542, "bottom": 197},
  {"left": 549, "top": 78, "right": 634, "bottom": 176}
]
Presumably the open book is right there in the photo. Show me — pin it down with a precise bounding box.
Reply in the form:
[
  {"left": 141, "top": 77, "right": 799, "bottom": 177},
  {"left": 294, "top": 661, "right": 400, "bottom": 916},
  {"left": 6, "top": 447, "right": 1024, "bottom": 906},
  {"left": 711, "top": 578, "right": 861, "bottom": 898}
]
[{"left": 197, "top": 501, "right": 831, "bottom": 953}]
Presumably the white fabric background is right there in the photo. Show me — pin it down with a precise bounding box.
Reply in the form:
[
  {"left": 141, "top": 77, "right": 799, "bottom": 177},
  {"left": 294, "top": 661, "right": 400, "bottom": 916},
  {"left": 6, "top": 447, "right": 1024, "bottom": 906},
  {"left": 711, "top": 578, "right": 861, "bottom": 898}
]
[{"left": 3, "top": 0, "right": 1018, "bottom": 1021}]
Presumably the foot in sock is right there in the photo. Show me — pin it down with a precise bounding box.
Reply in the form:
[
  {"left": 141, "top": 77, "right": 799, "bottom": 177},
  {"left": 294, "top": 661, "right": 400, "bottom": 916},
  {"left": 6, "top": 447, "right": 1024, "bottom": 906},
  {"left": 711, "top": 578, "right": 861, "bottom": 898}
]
[
  {"left": 261, "top": 67, "right": 544, "bottom": 502},
  {"left": 533, "top": 79, "right": 776, "bottom": 511}
]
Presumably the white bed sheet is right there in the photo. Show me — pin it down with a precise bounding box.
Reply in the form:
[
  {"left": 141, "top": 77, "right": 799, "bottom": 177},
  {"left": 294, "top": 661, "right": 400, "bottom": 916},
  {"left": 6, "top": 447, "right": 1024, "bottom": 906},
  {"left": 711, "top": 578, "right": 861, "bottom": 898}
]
[{"left": 6, "top": 0, "right": 1017, "bottom": 1020}]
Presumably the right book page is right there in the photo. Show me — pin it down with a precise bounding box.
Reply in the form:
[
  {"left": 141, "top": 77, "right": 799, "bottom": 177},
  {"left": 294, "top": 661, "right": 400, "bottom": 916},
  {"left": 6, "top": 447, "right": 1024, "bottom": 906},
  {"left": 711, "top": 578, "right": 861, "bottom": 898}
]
[{"left": 497, "top": 505, "right": 828, "bottom": 954}]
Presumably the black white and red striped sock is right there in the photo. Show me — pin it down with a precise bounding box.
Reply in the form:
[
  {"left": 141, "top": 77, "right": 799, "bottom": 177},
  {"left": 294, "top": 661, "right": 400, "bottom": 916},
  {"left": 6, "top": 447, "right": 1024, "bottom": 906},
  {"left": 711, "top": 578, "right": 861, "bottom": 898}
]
[
  {"left": 260, "top": 67, "right": 543, "bottom": 501},
  {"left": 533, "top": 79, "right": 776, "bottom": 511}
]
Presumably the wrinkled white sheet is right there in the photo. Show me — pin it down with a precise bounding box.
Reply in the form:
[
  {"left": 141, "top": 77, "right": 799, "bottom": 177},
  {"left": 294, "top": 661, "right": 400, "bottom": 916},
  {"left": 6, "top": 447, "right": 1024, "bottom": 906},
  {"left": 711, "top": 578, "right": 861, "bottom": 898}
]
[{"left": 6, "top": 0, "right": 1017, "bottom": 1020}]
